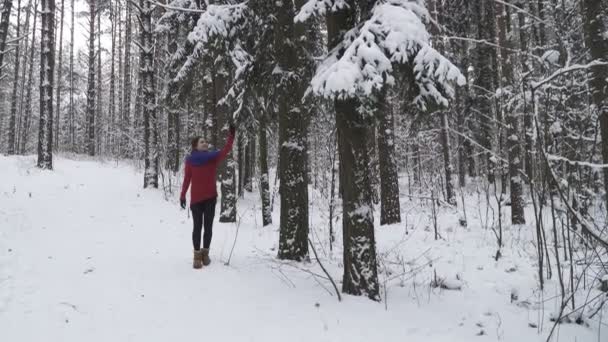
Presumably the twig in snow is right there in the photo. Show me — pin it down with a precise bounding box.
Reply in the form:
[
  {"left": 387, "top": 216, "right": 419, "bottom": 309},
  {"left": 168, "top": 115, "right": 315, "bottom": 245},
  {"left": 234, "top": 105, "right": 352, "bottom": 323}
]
[{"left": 309, "top": 238, "right": 342, "bottom": 302}]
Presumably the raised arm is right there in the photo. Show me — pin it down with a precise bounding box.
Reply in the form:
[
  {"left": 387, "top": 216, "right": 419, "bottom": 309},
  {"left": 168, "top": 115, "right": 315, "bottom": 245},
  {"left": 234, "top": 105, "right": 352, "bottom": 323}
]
[
  {"left": 180, "top": 161, "right": 192, "bottom": 201},
  {"left": 216, "top": 126, "right": 236, "bottom": 162}
]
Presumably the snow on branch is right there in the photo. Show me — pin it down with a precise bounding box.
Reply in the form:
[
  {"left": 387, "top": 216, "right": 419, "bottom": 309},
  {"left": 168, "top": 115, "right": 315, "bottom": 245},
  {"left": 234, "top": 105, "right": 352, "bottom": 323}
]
[
  {"left": 174, "top": 2, "right": 248, "bottom": 81},
  {"left": 294, "top": 0, "right": 349, "bottom": 23},
  {"left": 156, "top": 0, "right": 199, "bottom": 32},
  {"left": 187, "top": 3, "right": 248, "bottom": 45},
  {"left": 310, "top": 0, "right": 465, "bottom": 110}
]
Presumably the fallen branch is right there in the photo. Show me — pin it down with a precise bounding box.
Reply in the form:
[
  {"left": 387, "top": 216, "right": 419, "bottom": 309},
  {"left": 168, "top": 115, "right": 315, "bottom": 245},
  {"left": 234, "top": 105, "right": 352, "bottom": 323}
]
[{"left": 309, "top": 238, "right": 342, "bottom": 302}]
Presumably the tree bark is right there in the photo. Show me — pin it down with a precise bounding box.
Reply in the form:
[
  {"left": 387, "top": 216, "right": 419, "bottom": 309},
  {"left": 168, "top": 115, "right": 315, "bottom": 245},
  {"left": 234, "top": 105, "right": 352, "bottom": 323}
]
[
  {"left": 37, "top": 0, "right": 55, "bottom": 169},
  {"left": 377, "top": 87, "right": 402, "bottom": 223},
  {"left": 54, "top": 0, "right": 64, "bottom": 150},
  {"left": 121, "top": 0, "right": 132, "bottom": 157},
  {"left": 85, "top": 0, "right": 96, "bottom": 156},
  {"left": 497, "top": 0, "right": 525, "bottom": 224},
  {"left": 275, "top": 0, "right": 310, "bottom": 261},
  {"left": 259, "top": 113, "right": 272, "bottom": 226},
  {"left": 20, "top": 1, "right": 38, "bottom": 154},
  {"left": 7, "top": 0, "right": 23, "bottom": 155},
  {"left": 139, "top": 0, "right": 159, "bottom": 188}
]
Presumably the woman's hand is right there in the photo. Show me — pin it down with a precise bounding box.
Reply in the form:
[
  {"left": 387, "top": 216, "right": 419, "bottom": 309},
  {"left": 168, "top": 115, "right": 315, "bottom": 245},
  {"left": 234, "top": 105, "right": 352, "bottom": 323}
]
[
  {"left": 180, "top": 199, "right": 187, "bottom": 209},
  {"left": 229, "top": 124, "right": 236, "bottom": 135}
]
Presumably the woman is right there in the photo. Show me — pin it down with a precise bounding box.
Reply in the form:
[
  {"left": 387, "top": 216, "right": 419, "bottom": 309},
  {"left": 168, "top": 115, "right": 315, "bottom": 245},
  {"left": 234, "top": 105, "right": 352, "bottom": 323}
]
[{"left": 180, "top": 125, "right": 235, "bottom": 269}]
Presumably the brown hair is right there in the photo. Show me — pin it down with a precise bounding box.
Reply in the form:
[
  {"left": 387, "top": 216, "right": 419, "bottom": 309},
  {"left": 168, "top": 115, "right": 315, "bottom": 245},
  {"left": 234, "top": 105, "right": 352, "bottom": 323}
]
[{"left": 191, "top": 136, "right": 202, "bottom": 152}]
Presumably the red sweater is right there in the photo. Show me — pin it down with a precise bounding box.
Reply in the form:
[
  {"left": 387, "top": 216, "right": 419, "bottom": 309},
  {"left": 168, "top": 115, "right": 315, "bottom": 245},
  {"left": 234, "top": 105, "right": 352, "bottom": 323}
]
[{"left": 180, "top": 133, "right": 235, "bottom": 205}]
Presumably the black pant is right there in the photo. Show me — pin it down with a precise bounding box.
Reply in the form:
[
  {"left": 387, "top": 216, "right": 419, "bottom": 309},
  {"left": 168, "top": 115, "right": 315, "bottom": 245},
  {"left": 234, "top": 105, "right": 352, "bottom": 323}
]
[{"left": 191, "top": 197, "right": 217, "bottom": 250}]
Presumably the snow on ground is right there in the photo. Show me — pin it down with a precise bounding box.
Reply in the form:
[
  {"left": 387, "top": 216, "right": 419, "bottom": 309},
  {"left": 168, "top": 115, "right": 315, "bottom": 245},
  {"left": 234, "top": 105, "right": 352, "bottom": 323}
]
[{"left": 0, "top": 155, "right": 602, "bottom": 341}]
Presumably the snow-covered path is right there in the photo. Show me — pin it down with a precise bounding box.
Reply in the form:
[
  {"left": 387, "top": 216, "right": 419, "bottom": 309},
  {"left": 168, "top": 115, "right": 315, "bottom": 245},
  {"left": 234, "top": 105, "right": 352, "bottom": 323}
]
[{"left": 0, "top": 156, "right": 600, "bottom": 341}]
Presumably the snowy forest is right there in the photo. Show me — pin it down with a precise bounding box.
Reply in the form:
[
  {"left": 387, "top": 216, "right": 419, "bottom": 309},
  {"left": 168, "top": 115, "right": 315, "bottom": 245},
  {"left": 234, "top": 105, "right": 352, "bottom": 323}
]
[{"left": 1, "top": 0, "right": 608, "bottom": 341}]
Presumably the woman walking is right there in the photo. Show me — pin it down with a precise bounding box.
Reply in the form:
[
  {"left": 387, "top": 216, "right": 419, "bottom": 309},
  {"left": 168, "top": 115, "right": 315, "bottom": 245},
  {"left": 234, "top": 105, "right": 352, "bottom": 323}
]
[{"left": 180, "top": 125, "right": 235, "bottom": 269}]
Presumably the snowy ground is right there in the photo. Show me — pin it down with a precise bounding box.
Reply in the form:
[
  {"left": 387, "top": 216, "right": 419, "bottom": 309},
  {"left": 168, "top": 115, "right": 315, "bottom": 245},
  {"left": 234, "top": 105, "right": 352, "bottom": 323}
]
[{"left": 0, "top": 155, "right": 603, "bottom": 341}]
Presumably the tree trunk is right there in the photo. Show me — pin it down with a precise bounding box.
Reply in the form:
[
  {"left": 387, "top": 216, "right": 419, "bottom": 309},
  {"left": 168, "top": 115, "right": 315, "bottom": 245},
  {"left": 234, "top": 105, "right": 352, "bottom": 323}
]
[
  {"left": 139, "top": 0, "right": 159, "bottom": 188},
  {"left": 275, "top": 0, "right": 310, "bottom": 261},
  {"left": 7, "top": 0, "right": 23, "bottom": 155},
  {"left": 68, "top": 0, "right": 74, "bottom": 150},
  {"left": 0, "top": 0, "right": 13, "bottom": 81},
  {"left": 122, "top": 0, "right": 132, "bottom": 157},
  {"left": 581, "top": 0, "right": 608, "bottom": 213},
  {"left": 328, "top": 1, "right": 380, "bottom": 300},
  {"left": 377, "top": 87, "right": 402, "bottom": 224},
  {"left": 108, "top": 0, "right": 116, "bottom": 154},
  {"left": 473, "top": 0, "right": 497, "bottom": 183},
  {"left": 215, "top": 66, "right": 237, "bottom": 223},
  {"left": 259, "top": 114, "right": 272, "bottom": 226},
  {"left": 54, "top": 0, "right": 64, "bottom": 150},
  {"left": 96, "top": 8, "right": 102, "bottom": 153},
  {"left": 497, "top": 0, "right": 525, "bottom": 224},
  {"left": 86, "top": 0, "right": 96, "bottom": 156},
  {"left": 20, "top": 1, "right": 38, "bottom": 154},
  {"left": 37, "top": 0, "right": 55, "bottom": 169},
  {"left": 440, "top": 111, "right": 456, "bottom": 205}
]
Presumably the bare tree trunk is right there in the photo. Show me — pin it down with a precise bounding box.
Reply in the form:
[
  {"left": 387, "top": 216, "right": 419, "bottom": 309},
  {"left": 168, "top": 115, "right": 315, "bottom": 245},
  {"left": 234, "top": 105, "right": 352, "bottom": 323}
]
[
  {"left": 85, "top": 0, "right": 96, "bottom": 156},
  {"left": 138, "top": 0, "right": 159, "bottom": 188},
  {"left": 108, "top": 0, "right": 116, "bottom": 154},
  {"left": 20, "top": 1, "right": 38, "bottom": 154},
  {"left": 68, "top": 0, "right": 74, "bottom": 150},
  {"left": 37, "top": 0, "right": 55, "bottom": 169},
  {"left": 259, "top": 113, "right": 272, "bottom": 226},
  {"left": 377, "top": 87, "right": 402, "bottom": 223},
  {"left": 8, "top": 0, "right": 23, "bottom": 155},
  {"left": 497, "top": 0, "right": 525, "bottom": 224},
  {"left": 121, "top": 0, "right": 132, "bottom": 157},
  {"left": 96, "top": 7, "right": 102, "bottom": 153},
  {"left": 54, "top": 0, "right": 64, "bottom": 150},
  {"left": 0, "top": 0, "right": 13, "bottom": 81},
  {"left": 275, "top": 0, "right": 310, "bottom": 261}
]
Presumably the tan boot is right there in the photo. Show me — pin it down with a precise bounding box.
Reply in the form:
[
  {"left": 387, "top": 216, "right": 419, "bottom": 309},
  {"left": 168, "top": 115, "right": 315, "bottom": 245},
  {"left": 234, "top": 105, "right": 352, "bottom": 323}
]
[
  {"left": 193, "top": 250, "right": 203, "bottom": 269},
  {"left": 202, "top": 248, "right": 211, "bottom": 266}
]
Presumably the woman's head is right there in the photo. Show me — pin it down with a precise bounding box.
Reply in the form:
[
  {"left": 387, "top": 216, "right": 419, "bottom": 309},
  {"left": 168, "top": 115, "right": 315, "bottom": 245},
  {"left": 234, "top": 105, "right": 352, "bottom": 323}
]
[{"left": 191, "top": 136, "right": 209, "bottom": 152}]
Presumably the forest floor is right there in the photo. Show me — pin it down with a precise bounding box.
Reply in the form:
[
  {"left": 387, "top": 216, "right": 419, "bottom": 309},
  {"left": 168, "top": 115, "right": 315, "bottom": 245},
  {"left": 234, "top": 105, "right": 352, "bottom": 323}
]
[{"left": 0, "top": 155, "right": 604, "bottom": 342}]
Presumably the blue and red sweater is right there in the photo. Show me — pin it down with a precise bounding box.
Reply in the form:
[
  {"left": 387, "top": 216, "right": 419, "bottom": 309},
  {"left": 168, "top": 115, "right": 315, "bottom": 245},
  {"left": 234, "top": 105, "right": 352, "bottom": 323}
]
[{"left": 180, "top": 132, "right": 235, "bottom": 205}]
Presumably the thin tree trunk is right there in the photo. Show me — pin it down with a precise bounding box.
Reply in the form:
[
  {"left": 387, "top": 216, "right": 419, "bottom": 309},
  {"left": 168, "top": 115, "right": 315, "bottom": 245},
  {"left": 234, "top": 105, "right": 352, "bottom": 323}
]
[
  {"left": 96, "top": 7, "right": 102, "bottom": 153},
  {"left": 108, "top": 0, "right": 116, "bottom": 154},
  {"left": 20, "top": 1, "right": 38, "bottom": 154},
  {"left": 121, "top": 0, "right": 132, "bottom": 157},
  {"left": 54, "top": 0, "right": 64, "bottom": 150},
  {"left": 0, "top": 0, "right": 13, "bottom": 81},
  {"left": 68, "top": 0, "right": 74, "bottom": 150},
  {"left": 497, "top": 0, "right": 525, "bottom": 224},
  {"left": 7, "top": 0, "right": 23, "bottom": 155},
  {"left": 259, "top": 114, "right": 272, "bottom": 226},
  {"left": 85, "top": 0, "right": 96, "bottom": 156}
]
